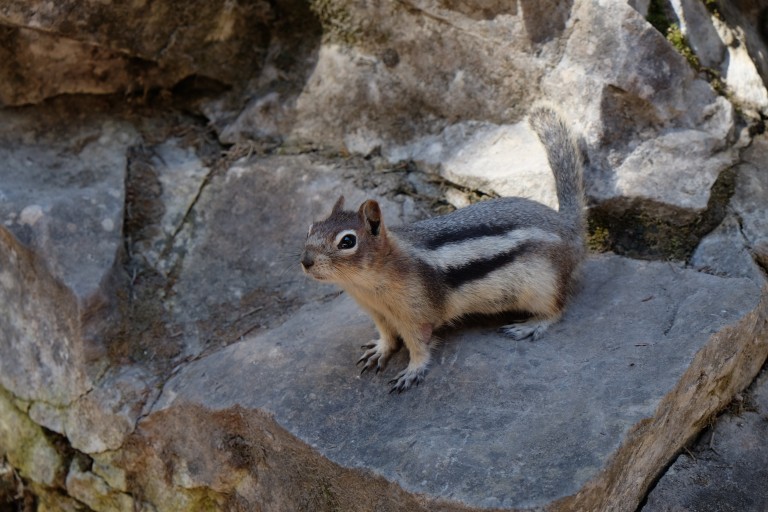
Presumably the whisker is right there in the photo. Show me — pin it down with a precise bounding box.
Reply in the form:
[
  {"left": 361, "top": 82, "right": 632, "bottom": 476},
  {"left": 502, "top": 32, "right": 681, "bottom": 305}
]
[{"left": 274, "top": 250, "right": 303, "bottom": 278}]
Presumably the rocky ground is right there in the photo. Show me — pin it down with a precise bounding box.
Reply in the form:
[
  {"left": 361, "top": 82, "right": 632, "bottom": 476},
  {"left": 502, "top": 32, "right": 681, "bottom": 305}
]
[{"left": 2, "top": 0, "right": 768, "bottom": 511}]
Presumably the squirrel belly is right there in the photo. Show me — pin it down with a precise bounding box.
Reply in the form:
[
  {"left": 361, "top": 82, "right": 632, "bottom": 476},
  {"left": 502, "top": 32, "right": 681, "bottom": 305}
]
[{"left": 301, "top": 106, "right": 586, "bottom": 393}]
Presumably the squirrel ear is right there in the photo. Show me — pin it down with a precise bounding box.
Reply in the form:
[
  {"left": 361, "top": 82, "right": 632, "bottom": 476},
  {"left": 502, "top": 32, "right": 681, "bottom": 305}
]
[
  {"left": 359, "top": 200, "right": 382, "bottom": 236},
  {"left": 331, "top": 195, "right": 345, "bottom": 214}
]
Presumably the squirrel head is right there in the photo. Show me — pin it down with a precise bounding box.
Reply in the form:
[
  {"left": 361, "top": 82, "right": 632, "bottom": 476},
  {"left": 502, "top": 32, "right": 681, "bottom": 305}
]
[{"left": 301, "top": 196, "right": 389, "bottom": 284}]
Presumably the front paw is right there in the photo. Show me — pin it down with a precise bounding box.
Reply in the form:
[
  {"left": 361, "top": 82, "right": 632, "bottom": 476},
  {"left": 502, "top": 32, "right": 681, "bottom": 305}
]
[
  {"left": 388, "top": 365, "right": 427, "bottom": 394},
  {"left": 357, "top": 340, "right": 395, "bottom": 375}
]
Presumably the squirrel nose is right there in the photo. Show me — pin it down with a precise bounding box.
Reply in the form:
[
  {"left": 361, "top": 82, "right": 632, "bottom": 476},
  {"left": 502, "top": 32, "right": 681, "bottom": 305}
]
[{"left": 301, "top": 252, "right": 315, "bottom": 270}]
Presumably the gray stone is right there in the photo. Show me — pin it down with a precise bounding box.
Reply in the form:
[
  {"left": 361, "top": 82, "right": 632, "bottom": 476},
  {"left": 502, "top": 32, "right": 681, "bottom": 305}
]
[
  {"left": 732, "top": 135, "right": 768, "bottom": 253},
  {"left": 540, "top": 2, "right": 737, "bottom": 214},
  {"left": 128, "top": 138, "right": 212, "bottom": 275},
  {"left": 166, "top": 154, "right": 430, "bottom": 355},
  {"left": 692, "top": 133, "right": 768, "bottom": 282},
  {"left": 670, "top": 0, "right": 726, "bottom": 69},
  {"left": 0, "top": 103, "right": 136, "bottom": 404},
  {"left": 669, "top": 0, "right": 768, "bottom": 116},
  {"left": 263, "top": 1, "right": 739, "bottom": 218},
  {"left": 150, "top": 254, "right": 768, "bottom": 510},
  {"left": 691, "top": 214, "right": 764, "bottom": 283},
  {"left": 604, "top": 125, "right": 737, "bottom": 211},
  {"left": 716, "top": 1, "right": 768, "bottom": 104},
  {"left": 62, "top": 366, "right": 158, "bottom": 454},
  {"left": 2, "top": 0, "right": 768, "bottom": 508},
  {"left": 710, "top": 16, "right": 768, "bottom": 115},
  {"left": 643, "top": 370, "right": 768, "bottom": 512}
]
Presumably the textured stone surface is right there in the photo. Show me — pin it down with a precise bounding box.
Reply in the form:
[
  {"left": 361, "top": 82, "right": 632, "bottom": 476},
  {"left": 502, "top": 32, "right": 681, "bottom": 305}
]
[
  {"left": 643, "top": 370, "right": 768, "bottom": 512},
  {"left": 731, "top": 135, "right": 768, "bottom": 255},
  {"left": 151, "top": 255, "right": 767, "bottom": 510},
  {"left": 716, "top": 0, "right": 768, "bottom": 101},
  {"left": 3, "top": 1, "right": 768, "bottom": 510},
  {"left": 0, "top": 389, "right": 63, "bottom": 488},
  {"left": 669, "top": 0, "right": 768, "bottom": 115},
  {"left": 166, "top": 153, "right": 429, "bottom": 355},
  {"left": 385, "top": 121, "right": 557, "bottom": 208},
  {"left": 692, "top": 133, "right": 768, "bottom": 282},
  {"left": 0, "top": 102, "right": 136, "bottom": 404},
  {"left": 0, "top": 0, "right": 282, "bottom": 105},
  {"left": 272, "top": 0, "right": 739, "bottom": 218}
]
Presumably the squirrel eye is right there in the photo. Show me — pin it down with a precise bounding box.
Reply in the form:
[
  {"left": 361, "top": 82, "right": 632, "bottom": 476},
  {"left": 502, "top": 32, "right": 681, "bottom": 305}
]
[{"left": 337, "top": 234, "right": 356, "bottom": 250}]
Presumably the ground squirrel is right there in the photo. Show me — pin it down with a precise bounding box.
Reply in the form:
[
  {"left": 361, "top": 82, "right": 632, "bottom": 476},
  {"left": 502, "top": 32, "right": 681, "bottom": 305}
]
[{"left": 301, "top": 106, "right": 586, "bottom": 392}]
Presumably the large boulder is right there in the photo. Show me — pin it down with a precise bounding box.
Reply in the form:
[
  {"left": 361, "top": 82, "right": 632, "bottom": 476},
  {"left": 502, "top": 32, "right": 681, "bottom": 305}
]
[
  {"left": 130, "top": 253, "right": 768, "bottom": 511},
  {"left": 2, "top": 0, "right": 768, "bottom": 510}
]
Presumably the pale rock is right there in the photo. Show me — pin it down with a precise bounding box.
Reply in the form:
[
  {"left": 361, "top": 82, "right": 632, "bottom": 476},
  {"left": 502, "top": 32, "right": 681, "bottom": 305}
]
[
  {"left": 66, "top": 457, "right": 135, "bottom": 512},
  {"left": 64, "top": 366, "right": 157, "bottom": 454},
  {"left": 711, "top": 17, "right": 768, "bottom": 115},
  {"left": 670, "top": 0, "right": 725, "bottom": 69},
  {"left": 669, "top": 0, "right": 768, "bottom": 115},
  {"left": 542, "top": 2, "right": 738, "bottom": 213},
  {"left": 0, "top": 388, "right": 63, "bottom": 487},
  {"left": 611, "top": 128, "right": 738, "bottom": 211},
  {"left": 385, "top": 121, "right": 556, "bottom": 208},
  {"left": 716, "top": 1, "right": 768, "bottom": 99}
]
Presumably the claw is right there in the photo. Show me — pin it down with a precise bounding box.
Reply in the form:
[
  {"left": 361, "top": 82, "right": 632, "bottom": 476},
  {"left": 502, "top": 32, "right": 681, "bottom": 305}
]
[{"left": 387, "top": 367, "right": 426, "bottom": 393}]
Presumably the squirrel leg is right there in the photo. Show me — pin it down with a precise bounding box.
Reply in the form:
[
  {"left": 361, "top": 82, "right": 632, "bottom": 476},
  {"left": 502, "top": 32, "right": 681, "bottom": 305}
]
[
  {"left": 358, "top": 314, "right": 401, "bottom": 374},
  {"left": 389, "top": 323, "right": 433, "bottom": 393}
]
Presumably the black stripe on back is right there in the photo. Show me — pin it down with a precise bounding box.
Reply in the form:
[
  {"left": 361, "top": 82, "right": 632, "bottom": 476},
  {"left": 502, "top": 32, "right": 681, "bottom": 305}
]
[
  {"left": 441, "top": 242, "right": 533, "bottom": 288},
  {"left": 421, "top": 223, "right": 518, "bottom": 250}
]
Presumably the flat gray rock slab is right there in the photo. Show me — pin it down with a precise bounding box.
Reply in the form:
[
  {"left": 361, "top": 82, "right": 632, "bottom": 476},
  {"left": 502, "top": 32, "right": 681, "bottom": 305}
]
[{"left": 154, "top": 254, "right": 767, "bottom": 510}]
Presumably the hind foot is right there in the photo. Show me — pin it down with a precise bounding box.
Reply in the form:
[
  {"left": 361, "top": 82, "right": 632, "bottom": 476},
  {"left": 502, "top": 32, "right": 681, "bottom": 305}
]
[{"left": 501, "top": 319, "right": 554, "bottom": 341}]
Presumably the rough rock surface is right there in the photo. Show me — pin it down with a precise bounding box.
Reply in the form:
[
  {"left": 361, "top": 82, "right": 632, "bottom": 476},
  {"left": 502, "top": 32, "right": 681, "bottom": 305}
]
[
  {"left": 0, "top": 102, "right": 136, "bottom": 405},
  {"left": 643, "top": 369, "right": 768, "bottom": 512},
  {"left": 692, "top": 133, "right": 768, "bottom": 283},
  {"left": 2, "top": 0, "right": 768, "bottom": 511},
  {"left": 149, "top": 254, "right": 767, "bottom": 510},
  {"left": 273, "top": 0, "right": 740, "bottom": 219},
  {"left": 0, "top": 0, "right": 321, "bottom": 106},
  {"left": 670, "top": 0, "right": 768, "bottom": 115},
  {"left": 165, "top": 153, "right": 428, "bottom": 355}
]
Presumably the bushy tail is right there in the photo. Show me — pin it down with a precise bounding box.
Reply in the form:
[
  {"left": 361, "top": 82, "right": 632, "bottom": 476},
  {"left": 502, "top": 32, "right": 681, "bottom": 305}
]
[{"left": 528, "top": 106, "right": 586, "bottom": 235}]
